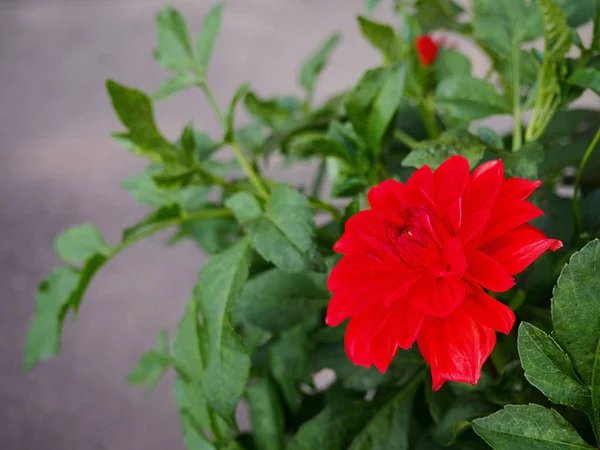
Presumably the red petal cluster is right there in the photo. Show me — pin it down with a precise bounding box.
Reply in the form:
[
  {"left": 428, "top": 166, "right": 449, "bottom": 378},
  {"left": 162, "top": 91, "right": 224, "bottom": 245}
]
[
  {"left": 415, "top": 35, "right": 439, "bottom": 66},
  {"left": 326, "top": 156, "right": 562, "bottom": 390}
]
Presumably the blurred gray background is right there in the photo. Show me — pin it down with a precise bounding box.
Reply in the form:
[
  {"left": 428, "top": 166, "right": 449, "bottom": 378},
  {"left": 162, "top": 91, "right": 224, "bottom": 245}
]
[{"left": 0, "top": 0, "right": 596, "bottom": 449}]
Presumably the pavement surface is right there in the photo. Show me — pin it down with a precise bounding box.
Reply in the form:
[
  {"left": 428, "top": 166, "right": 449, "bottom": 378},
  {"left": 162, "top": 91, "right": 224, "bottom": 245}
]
[{"left": 0, "top": 0, "right": 595, "bottom": 448}]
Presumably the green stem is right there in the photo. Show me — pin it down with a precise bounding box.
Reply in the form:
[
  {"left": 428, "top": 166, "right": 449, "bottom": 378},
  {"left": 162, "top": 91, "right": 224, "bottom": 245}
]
[
  {"left": 418, "top": 95, "right": 440, "bottom": 138},
  {"left": 511, "top": 42, "right": 522, "bottom": 151},
  {"left": 311, "top": 160, "right": 327, "bottom": 198},
  {"left": 199, "top": 82, "right": 225, "bottom": 128},
  {"left": 394, "top": 129, "right": 419, "bottom": 148},
  {"left": 573, "top": 127, "right": 600, "bottom": 238},
  {"left": 308, "top": 197, "right": 341, "bottom": 222}
]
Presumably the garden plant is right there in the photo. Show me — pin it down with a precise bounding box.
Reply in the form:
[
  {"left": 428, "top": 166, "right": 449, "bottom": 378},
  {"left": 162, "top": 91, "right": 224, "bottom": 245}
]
[{"left": 25, "top": 0, "right": 600, "bottom": 448}]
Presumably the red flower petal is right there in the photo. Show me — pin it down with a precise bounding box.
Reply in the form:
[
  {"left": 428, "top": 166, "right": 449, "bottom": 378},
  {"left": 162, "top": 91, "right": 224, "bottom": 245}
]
[
  {"left": 461, "top": 286, "right": 515, "bottom": 334},
  {"left": 480, "top": 224, "right": 563, "bottom": 275},
  {"left": 457, "top": 209, "right": 491, "bottom": 246},
  {"left": 367, "top": 180, "right": 407, "bottom": 223},
  {"left": 411, "top": 275, "right": 467, "bottom": 318},
  {"left": 405, "top": 165, "right": 435, "bottom": 207},
  {"left": 465, "top": 159, "right": 504, "bottom": 212},
  {"left": 434, "top": 155, "right": 470, "bottom": 216},
  {"left": 499, "top": 178, "right": 542, "bottom": 201},
  {"left": 466, "top": 250, "right": 515, "bottom": 292},
  {"left": 415, "top": 35, "right": 439, "bottom": 66},
  {"left": 418, "top": 307, "right": 496, "bottom": 390},
  {"left": 482, "top": 200, "right": 544, "bottom": 244}
]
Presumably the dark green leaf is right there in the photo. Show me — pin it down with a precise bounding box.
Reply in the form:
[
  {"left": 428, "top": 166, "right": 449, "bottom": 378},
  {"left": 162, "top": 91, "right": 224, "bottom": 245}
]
[
  {"left": 299, "top": 33, "right": 341, "bottom": 96},
  {"left": 197, "top": 240, "right": 252, "bottom": 423},
  {"left": 357, "top": 17, "right": 403, "bottom": 64},
  {"left": 127, "top": 330, "right": 170, "bottom": 395},
  {"left": 235, "top": 267, "right": 329, "bottom": 332},
  {"left": 154, "top": 7, "right": 195, "bottom": 71},
  {"left": 415, "top": 0, "right": 465, "bottom": 32},
  {"left": 176, "top": 213, "right": 240, "bottom": 255},
  {"left": 246, "top": 379, "right": 286, "bottom": 450},
  {"left": 402, "top": 131, "right": 486, "bottom": 170},
  {"left": 500, "top": 141, "right": 544, "bottom": 180},
  {"left": 244, "top": 92, "right": 300, "bottom": 128},
  {"left": 196, "top": 2, "right": 225, "bottom": 72},
  {"left": 225, "top": 83, "right": 250, "bottom": 143},
  {"left": 435, "top": 76, "right": 510, "bottom": 121},
  {"left": 568, "top": 69, "right": 600, "bottom": 96},
  {"left": 554, "top": 0, "right": 595, "bottom": 27},
  {"left": 476, "top": 127, "right": 504, "bottom": 150},
  {"left": 54, "top": 224, "right": 110, "bottom": 264},
  {"left": 288, "top": 133, "right": 351, "bottom": 162},
  {"left": 236, "top": 124, "right": 266, "bottom": 156},
  {"left": 344, "top": 67, "right": 388, "bottom": 141},
  {"left": 122, "top": 204, "right": 183, "bottom": 242},
  {"left": 472, "top": 404, "right": 593, "bottom": 449},
  {"left": 518, "top": 322, "right": 591, "bottom": 413},
  {"left": 153, "top": 73, "right": 198, "bottom": 101},
  {"left": 225, "top": 192, "right": 263, "bottom": 222},
  {"left": 107, "top": 80, "right": 178, "bottom": 162},
  {"left": 179, "top": 125, "right": 222, "bottom": 162},
  {"left": 435, "top": 48, "right": 472, "bottom": 83},
  {"left": 366, "top": 64, "right": 407, "bottom": 151}
]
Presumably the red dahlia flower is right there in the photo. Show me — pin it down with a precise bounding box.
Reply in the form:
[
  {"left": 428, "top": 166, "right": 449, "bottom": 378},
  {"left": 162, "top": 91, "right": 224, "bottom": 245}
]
[
  {"left": 415, "top": 35, "right": 439, "bottom": 66},
  {"left": 326, "top": 156, "right": 562, "bottom": 390}
]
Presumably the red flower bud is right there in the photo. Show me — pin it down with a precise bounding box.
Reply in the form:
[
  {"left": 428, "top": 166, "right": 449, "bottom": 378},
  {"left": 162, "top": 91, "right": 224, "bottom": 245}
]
[
  {"left": 415, "top": 35, "right": 439, "bottom": 66},
  {"left": 326, "top": 156, "right": 562, "bottom": 390}
]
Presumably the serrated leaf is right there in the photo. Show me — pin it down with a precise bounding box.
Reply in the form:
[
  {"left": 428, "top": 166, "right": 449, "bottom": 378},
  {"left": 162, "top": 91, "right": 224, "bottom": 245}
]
[
  {"left": 402, "top": 131, "right": 486, "bottom": 170},
  {"left": 518, "top": 322, "right": 591, "bottom": 413},
  {"left": 357, "top": 17, "right": 403, "bottom": 64},
  {"left": 107, "top": 80, "right": 178, "bottom": 162},
  {"left": 435, "top": 48, "right": 472, "bottom": 83},
  {"left": 568, "top": 68, "right": 600, "bottom": 96},
  {"left": 54, "top": 224, "right": 110, "bottom": 264},
  {"left": 435, "top": 76, "right": 510, "bottom": 121},
  {"left": 299, "top": 33, "right": 341, "bottom": 97},
  {"left": 366, "top": 64, "right": 407, "bottom": 151},
  {"left": 197, "top": 240, "right": 252, "bottom": 423},
  {"left": 235, "top": 267, "right": 329, "bottom": 332},
  {"left": 153, "top": 73, "right": 198, "bottom": 101},
  {"left": 472, "top": 404, "right": 593, "bottom": 449},
  {"left": 154, "top": 6, "right": 195, "bottom": 71},
  {"left": 127, "top": 330, "right": 170, "bottom": 395},
  {"left": 246, "top": 379, "right": 286, "bottom": 450},
  {"left": 224, "top": 83, "right": 249, "bottom": 143},
  {"left": 196, "top": 2, "right": 225, "bottom": 72},
  {"left": 227, "top": 186, "right": 325, "bottom": 273}
]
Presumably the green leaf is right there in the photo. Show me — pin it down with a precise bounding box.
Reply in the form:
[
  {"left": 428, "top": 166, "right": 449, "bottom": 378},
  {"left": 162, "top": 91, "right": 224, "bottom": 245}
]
[
  {"left": 539, "top": 0, "right": 573, "bottom": 58},
  {"left": 472, "top": 404, "right": 593, "bottom": 449},
  {"left": 224, "top": 83, "right": 250, "bottom": 143},
  {"left": 25, "top": 268, "right": 80, "bottom": 370},
  {"left": 402, "top": 131, "right": 486, "bottom": 170},
  {"left": 154, "top": 6, "right": 195, "bottom": 71},
  {"left": 344, "top": 67, "right": 388, "bottom": 142},
  {"left": 568, "top": 69, "right": 600, "bottom": 96},
  {"left": 518, "top": 322, "right": 591, "bottom": 413},
  {"left": 357, "top": 17, "right": 403, "bottom": 64},
  {"left": 107, "top": 80, "right": 177, "bottom": 162},
  {"left": 500, "top": 141, "right": 545, "bottom": 180},
  {"left": 415, "top": 0, "right": 465, "bottom": 32},
  {"left": 122, "top": 204, "right": 184, "bottom": 242},
  {"left": 364, "top": 0, "right": 383, "bottom": 14},
  {"left": 196, "top": 2, "right": 225, "bottom": 72},
  {"left": 433, "top": 392, "right": 498, "bottom": 446},
  {"left": 227, "top": 186, "right": 325, "bottom": 273},
  {"left": 244, "top": 92, "right": 300, "bottom": 128},
  {"left": 476, "top": 127, "right": 504, "bottom": 150},
  {"left": 235, "top": 267, "right": 329, "bottom": 332},
  {"left": 153, "top": 73, "right": 198, "bottom": 101},
  {"left": 54, "top": 224, "right": 110, "bottom": 264},
  {"left": 435, "top": 76, "right": 510, "bottom": 122},
  {"left": 366, "top": 64, "right": 407, "bottom": 151},
  {"left": 246, "top": 379, "right": 286, "bottom": 450},
  {"left": 435, "top": 48, "right": 472, "bottom": 83},
  {"left": 127, "top": 330, "right": 170, "bottom": 395},
  {"left": 197, "top": 240, "right": 252, "bottom": 423},
  {"left": 299, "top": 33, "right": 341, "bottom": 97},
  {"left": 176, "top": 213, "right": 240, "bottom": 255},
  {"left": 179, "top": 411, "right": 216, "bottom": 450},
  {"left": 288, "top": 134, "right": 351, "bottom": 162}
]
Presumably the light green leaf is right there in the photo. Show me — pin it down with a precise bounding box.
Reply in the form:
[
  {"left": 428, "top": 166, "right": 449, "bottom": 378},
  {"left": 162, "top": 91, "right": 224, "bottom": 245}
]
[
  {"left": 539, "top": 0, "right": 573, "bottom": 58},
  {"left": 366, "top": 64, "right": 407, "bottom": 151},
  {"left": 197, "top": 240, "right": 252, "bottom": 423},
  {"left": 472, "top": 404, "right": 593, "bottom": 449},
  {"left": 235, "top": 267, "right": 329, "bottom": 331},
  {"left": 153, "top": 73, "right": 198, "bottom": 101},
  {"left": 154, "top": 6, "right": 195, "bottom": 71},
  {"left": 228, "top": 186, "right": 325, "bottom": 273},
  {"left": 244, "top": 92, "right": 300, "bottom": 128},
  {"left": 500, "top": 141, "right": 545, "bottom": 180},
  {"left": 288, "top": 134, "right": 351, "bottom": 162},
  {"left": 224, "top": 83, "right": 249, "bottom": 143},
  {"left": 196, "top": 2, "right": 225, "bottom": 72},
  {"left": 435, "top": 76, "right": 510, "bottom": 121},
  {"left": 402, "top": 131, "right": 486, "bottom": 170},
  {"left": 435, "top": 48, "right": 472, "bottom": 83},
  {"left": 344, "top": 67, "right": 388, "bottom": 141},
  {"left": 568, "top": 68, "right": 600, "bottom": 96},
  {"left": 107, "top": 80, "right": 178, "bottom": 162},
  {"left": 127, "top": 330, "right": 170, "bottom": 395},
  {"left": 54, "top": 224, "right": 110, "bottom": 264},
  {"left": 25, "top": 268, "right": 80, "bottom": 370},
  {"left": 518, "top": 322, "right": 591, "bottom": 413},
  {"left": 179, "top": 411, "right": 216, "bottom": 450},
  {"left": 476, "top": 127, "right": 504, "bottom": 149},
  {"left": 357, "top": 17, "right": 403, "bottom": 64},
  {"left": 364, "top": 0, "right": 383, "bottom": 14},
  {"left": 299, "top": 33, "right": 341, "bottom": 97},
  {"left": 246, "top": 379, "right": 286, "bottom": 450}
]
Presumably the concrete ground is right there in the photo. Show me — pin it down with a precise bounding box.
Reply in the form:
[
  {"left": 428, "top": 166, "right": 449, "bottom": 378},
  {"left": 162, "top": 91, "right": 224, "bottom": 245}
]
[{"left": 0, "top": 0, "right": 596, "bottom": 449}]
